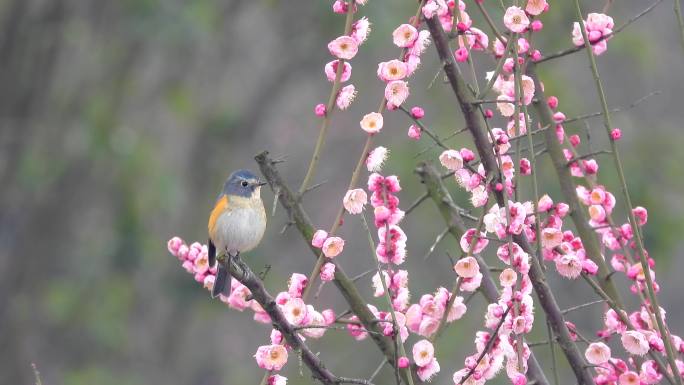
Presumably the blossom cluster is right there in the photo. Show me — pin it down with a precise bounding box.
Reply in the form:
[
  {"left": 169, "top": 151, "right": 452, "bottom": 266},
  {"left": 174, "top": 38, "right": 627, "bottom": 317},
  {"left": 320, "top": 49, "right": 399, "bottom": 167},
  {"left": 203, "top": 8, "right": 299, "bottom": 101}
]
[
  {"left": 572, "top": 13, "right": 614, "bottom": 56},
  {"left": 368, "top": 173, "right": 406, "bottom": 264},
  {"left": 168, "top": 236, "right": 342, "bottom": 381},
  {"left": 317, "top": 1, "right": 372, "bottom": 116}
]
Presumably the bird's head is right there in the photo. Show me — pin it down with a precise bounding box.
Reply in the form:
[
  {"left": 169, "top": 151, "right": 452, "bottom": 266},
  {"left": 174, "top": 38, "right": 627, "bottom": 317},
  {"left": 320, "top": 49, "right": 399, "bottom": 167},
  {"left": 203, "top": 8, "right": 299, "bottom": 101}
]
[{"left": 223, "top": 169, "right": 267, "bottom": 198}]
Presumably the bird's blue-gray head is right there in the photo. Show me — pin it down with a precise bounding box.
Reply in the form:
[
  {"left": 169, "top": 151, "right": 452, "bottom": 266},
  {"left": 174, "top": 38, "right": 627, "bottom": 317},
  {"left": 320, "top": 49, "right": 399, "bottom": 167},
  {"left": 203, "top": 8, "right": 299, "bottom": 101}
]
[{"left": 223, "top": 169, "right": 266, "bottom": 198}]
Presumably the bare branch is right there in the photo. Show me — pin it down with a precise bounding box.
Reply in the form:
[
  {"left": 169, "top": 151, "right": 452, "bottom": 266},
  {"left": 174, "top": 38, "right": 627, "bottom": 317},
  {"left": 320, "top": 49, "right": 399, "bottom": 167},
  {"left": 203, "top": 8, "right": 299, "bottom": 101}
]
[
  {"left": 564, "top": 91, "right": 660, "bottom": 124},
  {"left": 562, "top": 299, "right": 605, "bottom": 314}
]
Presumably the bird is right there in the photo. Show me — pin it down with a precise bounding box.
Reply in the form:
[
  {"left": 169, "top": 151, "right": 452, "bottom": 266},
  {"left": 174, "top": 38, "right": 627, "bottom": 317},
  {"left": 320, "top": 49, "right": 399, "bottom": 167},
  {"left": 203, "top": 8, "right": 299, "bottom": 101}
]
[{"left": 207, "top": 169, "right": 267, "bottom": 298}]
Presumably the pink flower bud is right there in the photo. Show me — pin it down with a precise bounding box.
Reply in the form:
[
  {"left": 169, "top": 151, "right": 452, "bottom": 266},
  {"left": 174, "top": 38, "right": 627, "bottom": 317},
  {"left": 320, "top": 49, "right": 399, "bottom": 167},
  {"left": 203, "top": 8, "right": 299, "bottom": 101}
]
[
  {"left": 410, "top": 106, "right": 425, "bottom": 119},
  {"left": 556, "top": 202, "right": 570, "bottom": 217},
  {"left": 582, "top": 259, "right": 599, "bottom": 275},
  {"left": 633, "top": 206, "right": 648, "bottom": 225},
  {"left": 311, "top": 229, "right": 328, "bottom": 248},
  {"left": 408, "top": 124, "right": 422, "bottom": 140},
  {"left": 322, "top": 309, "right": 335, "bottom": 325},
  {"left": 531, "top": 20, "right": 543, "bottom": 31},
  {"left": 460, "top": 148, "right": 475, "bottom": 162},
  {"left": 320, "top": 262, "right": 336, "bottom": 281},
  {"left": 455, "top": 47, "right": 469, "bottom": 62},
  {"left": 520, "top": 158, "right": 531, "bottom": 175},
  {"left": 398, "top": 356, "right": 410, "bottom": 368},
  {"left": 530, "top": 49, "right": 542, "bottom": 61},
  {"left": 503, "top": 58, "right": 515, "bottom": 73},
  {"left": 167, "top": 236, "right": 183, "bottom": 255},
  {"left": 583, "top": 159, "right": 599, "bottom": 174},
  {"left": 314, "top": 103, "right": 326, "bottom": 117},
  {"left": 569, "top": 134, "right": 581, "bottom": 147},
  {"left": 555, "top": 124, "right": 565, "bottom": 143},
  {"left": 270, "top": 329, "right": 283, "bottom": 345},
  {"left": 484, "top": 109, "right": 494, "bottom": 118},
  {"left": 268, "top": 375, "right": 287, "bottom": 385},
  {"left": 547, "top": 96, "right": 559, "bottom": 109},
  {"left": 610, "top": 128, "right": 622, "bottom": 141},
  {"left": 553, "top": 111, "right": 566, "bottom": 123},
  {"left": 332, "top": 0, "right": 347, "bottom": 13}
]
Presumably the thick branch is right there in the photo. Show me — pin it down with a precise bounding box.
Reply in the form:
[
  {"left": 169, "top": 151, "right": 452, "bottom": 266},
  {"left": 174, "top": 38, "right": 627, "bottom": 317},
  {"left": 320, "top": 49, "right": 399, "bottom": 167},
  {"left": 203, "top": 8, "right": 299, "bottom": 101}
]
[
  {"left": 425, "top": 18, "right": 596, "bottom": 385},
  {"left": 255, "top": 151, "right": 413, "bottom": 384},
  {"left": 528, "top": 63, "right": 623, "bottom": 308},
  {"left": 415, "top": 162, "right": 549, "bottom": 385}
]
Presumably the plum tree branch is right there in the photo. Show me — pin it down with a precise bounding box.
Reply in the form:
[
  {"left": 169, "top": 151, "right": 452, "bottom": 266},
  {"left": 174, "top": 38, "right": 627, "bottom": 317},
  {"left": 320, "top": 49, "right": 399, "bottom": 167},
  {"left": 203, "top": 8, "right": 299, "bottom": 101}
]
[
  {"left": 425, "top": 17, "right": 596, "bottom": 385},
  {"left": 415, "top": 162, "right": 549, "bottom": 385},
  {"left": 224, "top": 255, "right": 373, "bottom": 385},
  {"left": 528, "top": 63, "right": 624, "bottom": 309},
  {"left": 255, "top": 151, "right": 415, "bottom": 384}
]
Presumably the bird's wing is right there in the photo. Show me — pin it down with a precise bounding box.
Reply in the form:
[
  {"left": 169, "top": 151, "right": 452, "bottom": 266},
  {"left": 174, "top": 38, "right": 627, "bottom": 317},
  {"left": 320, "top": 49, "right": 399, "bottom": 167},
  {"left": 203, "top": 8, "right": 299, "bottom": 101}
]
[{"left": 208, "top": 194, "right": 229, "bottom": 239}]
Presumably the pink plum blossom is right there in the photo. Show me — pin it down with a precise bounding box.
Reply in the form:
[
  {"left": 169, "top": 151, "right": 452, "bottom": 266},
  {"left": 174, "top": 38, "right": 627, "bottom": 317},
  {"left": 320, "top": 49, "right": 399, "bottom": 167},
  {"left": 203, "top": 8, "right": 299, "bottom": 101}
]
[
  {"left": 392, "top": 24, "right": 418, "bottom": 47},
  {"left": 254, "top": 344, "right": 288, "bottom": 371},
  {"left": 504, "top": 6, "right": 530, "bottom": 33},
  {"left": 322, "top": 236, "right": 345, "bottom": 258},
  {"left": 360, "top": 112, "right": 384, "bottom": 134},
  {"left": 343, "top": 188, "right": 368, "bottom": 214},
  {"left": 328, "top": 36, "right": 359, "bottom": 60}
]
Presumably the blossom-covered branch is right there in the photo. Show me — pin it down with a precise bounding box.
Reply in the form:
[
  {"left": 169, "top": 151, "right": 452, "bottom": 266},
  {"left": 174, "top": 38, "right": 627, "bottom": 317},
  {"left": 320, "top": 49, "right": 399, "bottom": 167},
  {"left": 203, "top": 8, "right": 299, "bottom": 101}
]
[
  {"left": 224, "top": 254, "right": 370, "bottom": 385},
  {"left": 424, "top": 13, "right": 596, "bottom": 385}
]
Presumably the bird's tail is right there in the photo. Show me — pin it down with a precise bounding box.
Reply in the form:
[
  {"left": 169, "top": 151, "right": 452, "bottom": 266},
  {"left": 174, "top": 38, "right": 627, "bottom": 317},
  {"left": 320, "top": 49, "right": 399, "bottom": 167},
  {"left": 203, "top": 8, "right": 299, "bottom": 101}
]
[{"left": 211, "top": 261, "right": 231, "bottom": 298}]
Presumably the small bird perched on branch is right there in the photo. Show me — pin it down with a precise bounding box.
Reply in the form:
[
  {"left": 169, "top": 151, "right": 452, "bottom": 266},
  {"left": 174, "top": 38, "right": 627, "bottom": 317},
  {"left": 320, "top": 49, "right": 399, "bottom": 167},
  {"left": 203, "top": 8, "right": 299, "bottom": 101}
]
[{"left": 208, "top": 169, "right": 267, "bottom": 298}]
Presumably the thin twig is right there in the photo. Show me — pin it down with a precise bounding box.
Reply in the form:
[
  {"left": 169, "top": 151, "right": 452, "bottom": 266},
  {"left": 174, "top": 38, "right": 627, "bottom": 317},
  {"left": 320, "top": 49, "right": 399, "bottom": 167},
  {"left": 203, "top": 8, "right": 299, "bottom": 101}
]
[
  {"left": 405, "top": 192, "right": 429, "bottom": 215},
  {"left": 676, "top": 0, "right": 684, "bottom": 53},
  {"left": 458, "top": 307, "right": 512, "bottom": 385},
  {"left": 398, "top": 105, "right": 448, "bottom": 150},
  {"left": 422, "top": 227, "right": 450, "bottom": 260},
  {"left": 564, "top": 91, "right": 661, "bottom": 124},
  {"left": 298, "top": 1, "right": 356, "bottom": 194},
  {"left": 368, "top": 359, "right": 387, "bottom": 383},
  {"left": 562, "top": 299, "right": 605, "bottom": 314},
  {"left": 352, "top": 268, "right": 376, "bottom": 282}
]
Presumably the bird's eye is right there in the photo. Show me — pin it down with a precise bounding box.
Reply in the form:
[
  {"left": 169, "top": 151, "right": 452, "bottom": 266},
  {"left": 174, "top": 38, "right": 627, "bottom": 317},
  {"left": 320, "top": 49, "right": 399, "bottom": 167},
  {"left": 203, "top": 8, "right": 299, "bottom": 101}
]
[{"left": 241, "top": 181, "right": 249, "bottom": 187}]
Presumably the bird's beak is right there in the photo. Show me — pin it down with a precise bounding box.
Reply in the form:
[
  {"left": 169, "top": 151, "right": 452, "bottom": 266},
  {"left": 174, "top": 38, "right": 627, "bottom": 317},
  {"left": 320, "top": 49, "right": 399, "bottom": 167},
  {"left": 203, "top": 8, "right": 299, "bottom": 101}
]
[{"left": 257, "top": 180, "right": 268, "bottom": 187}]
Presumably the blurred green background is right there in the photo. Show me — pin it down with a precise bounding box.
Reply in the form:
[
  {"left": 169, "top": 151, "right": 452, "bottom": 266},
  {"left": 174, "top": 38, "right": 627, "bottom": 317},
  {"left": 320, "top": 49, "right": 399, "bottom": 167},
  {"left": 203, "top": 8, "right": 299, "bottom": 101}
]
[{"left": 1, "top": 0, "right": 683, "bottom": 384}]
